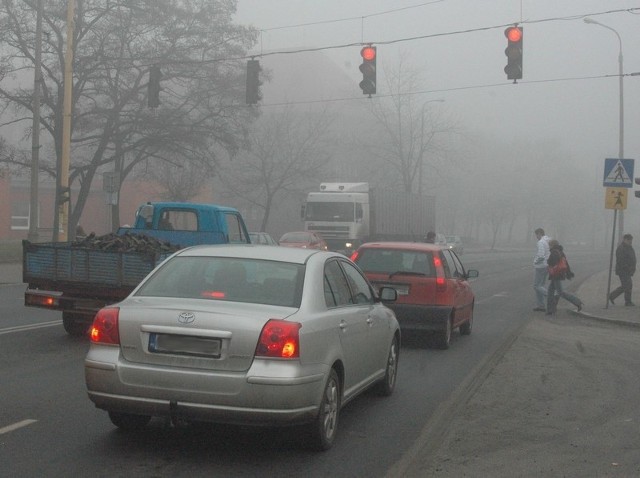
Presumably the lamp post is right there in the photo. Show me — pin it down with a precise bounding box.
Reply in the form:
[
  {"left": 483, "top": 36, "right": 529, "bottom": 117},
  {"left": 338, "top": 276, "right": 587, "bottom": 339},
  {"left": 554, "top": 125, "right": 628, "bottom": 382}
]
[{"left": 584, "top": 17, "right": 624, "bottom": 239}]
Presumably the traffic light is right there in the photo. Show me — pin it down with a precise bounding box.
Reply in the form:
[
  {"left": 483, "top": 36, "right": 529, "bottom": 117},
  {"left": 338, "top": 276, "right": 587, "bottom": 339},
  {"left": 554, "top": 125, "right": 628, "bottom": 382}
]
[
  {"left": 246, "top": 59, "right": 262, "bottom": 105},
  {"left": 635, "top": 178, "right": 640, "bottom": 198},
  {"left": 504, "top": 26, "right": 523, "bottom": 81},
  {"left": 147, "top": 65, "right": 161, "bottom": 108},
  {"left": 359, "top": 46, "right": 376, "bottom": 95}
]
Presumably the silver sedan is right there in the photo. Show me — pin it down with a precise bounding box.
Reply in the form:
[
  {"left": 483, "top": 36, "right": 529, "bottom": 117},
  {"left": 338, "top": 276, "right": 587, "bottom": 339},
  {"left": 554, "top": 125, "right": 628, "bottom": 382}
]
[{"left": 85, "top": 244, "right": 400, "bottom": 450}]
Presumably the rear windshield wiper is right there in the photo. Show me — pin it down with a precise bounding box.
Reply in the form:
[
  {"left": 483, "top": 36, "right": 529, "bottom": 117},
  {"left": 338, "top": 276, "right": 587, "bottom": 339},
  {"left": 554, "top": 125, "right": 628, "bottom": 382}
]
[{"left": 388, "top": 270, "right": 427, "bottom": 279}]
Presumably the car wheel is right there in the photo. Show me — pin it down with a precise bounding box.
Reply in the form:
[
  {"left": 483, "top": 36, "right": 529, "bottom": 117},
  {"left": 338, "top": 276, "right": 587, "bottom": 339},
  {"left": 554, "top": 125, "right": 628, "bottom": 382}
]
[
  {"left": 436, "top": 316, "right": 452, "bottom": 349},
  {"left": 108, "top": 411, "right": 151, "bottom": 431},
  {"left": 459, "top": 306, "right": 473, "bottom": 336},
  {"left": 62, "top": 313, "right": 88, "bottom": 337},
  {"left": 307, "top": 369, "right": 340, "bottom": 451},
  {"left": 375, "top": 336, "right": 399, "bottom": 396}
]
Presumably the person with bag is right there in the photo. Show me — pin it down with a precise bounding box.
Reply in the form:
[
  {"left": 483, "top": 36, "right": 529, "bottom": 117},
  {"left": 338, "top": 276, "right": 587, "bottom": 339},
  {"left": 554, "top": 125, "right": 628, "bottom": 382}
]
[{"left": 546, "top": 239, "right": 582, "bottom": 315}]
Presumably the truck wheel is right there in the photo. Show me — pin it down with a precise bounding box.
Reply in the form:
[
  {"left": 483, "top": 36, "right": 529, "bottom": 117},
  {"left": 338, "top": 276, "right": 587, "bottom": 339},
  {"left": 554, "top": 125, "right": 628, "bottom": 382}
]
[{"left": 62, "top": 313, "right": 89, "bottom": 337}]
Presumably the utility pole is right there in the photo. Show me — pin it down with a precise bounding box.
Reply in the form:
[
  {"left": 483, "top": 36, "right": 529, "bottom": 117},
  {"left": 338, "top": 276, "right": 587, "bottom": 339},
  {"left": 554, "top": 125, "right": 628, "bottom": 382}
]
[
  {"left": 28, "top": 0, "right": 44, "bottom": 242},
  {"left": 57, "top": 0, "right": 75, "bottom": 242}
]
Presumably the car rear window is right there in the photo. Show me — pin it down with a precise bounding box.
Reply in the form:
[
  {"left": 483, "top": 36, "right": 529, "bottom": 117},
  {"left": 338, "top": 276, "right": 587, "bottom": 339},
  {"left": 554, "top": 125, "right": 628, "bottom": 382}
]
[
  {"left": 135, "top": 256, "right": 304, "bottom": 307},
  {"left": 355, "top": 249, "right": 436, "bottom": 277}
]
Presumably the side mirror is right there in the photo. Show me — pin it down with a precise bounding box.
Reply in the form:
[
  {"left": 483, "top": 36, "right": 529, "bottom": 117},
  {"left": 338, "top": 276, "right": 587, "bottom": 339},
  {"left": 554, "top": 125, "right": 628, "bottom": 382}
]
[
  {"left": 379, "top": 286, "right": 397, "bottom": 303},
  {"left": 465, "top": 269, "right": 479, "bottom": 280}
]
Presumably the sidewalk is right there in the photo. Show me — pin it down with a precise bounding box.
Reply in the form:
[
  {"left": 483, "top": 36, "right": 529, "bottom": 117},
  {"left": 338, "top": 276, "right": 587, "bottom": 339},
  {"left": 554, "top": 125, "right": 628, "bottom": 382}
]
[{"left": 396, "top": 270, "right": 640, "bottom": 477}]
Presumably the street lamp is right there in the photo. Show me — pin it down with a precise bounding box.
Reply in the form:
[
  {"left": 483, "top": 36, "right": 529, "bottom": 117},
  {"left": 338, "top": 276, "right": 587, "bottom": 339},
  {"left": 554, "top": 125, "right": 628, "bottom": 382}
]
[{"left": 583, "top": 17, "right": 624, "bottom": 239}]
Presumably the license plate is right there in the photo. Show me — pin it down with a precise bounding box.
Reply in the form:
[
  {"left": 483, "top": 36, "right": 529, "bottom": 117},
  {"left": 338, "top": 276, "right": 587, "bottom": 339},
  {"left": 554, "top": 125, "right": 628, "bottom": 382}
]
[{"left": 149, "top": 333, "right": 221, "bottom": 358}]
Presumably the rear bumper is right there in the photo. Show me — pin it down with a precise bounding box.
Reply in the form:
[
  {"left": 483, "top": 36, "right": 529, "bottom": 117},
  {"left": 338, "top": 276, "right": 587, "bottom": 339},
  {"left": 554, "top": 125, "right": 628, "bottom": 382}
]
[
  {"left": 387, "top": 304, "right": 452, "bottom": 332},
  {"left": 84, "top": 349, "right": 328, "bottom": 426}
]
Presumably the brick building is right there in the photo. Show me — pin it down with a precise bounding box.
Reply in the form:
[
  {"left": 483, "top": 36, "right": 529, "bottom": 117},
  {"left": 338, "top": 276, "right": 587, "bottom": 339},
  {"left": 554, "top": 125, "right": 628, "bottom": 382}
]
[{"left": 0, "top": 172, "right": 214, "bottom": 241}]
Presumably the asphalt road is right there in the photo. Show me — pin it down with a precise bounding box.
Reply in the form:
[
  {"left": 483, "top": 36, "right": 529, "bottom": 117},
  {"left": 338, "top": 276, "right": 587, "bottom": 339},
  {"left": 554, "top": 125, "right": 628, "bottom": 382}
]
[{"left": 0, "top": 249, "right": 611, "bottom": 477}]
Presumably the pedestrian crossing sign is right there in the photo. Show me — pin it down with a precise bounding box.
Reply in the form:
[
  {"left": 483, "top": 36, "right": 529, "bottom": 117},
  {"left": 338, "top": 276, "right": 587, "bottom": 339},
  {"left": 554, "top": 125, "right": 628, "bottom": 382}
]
[
  {"left": 605, "top": 187, "right": 627, "bottom": 210},
  {"left": 603, "top": 158, "right": 634, "bottom": 188}
]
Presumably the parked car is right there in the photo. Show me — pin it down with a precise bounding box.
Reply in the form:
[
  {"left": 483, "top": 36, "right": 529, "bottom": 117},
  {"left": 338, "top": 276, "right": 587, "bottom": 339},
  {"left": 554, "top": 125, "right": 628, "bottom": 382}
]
[
  {"left": 351, "top": 242, "right": 478, "bottom": 349},
  {"left": 249, "top": 231, "right": 278, "bottom": 245},
  {"left": 279, "top": 231, "right": 328, "bottom": 250},
  {"left": 85, "top": 244, "right": 400, "bottom": 451},
  {"left": 444, "top": 235, "right": 464, "bottom": 255}
]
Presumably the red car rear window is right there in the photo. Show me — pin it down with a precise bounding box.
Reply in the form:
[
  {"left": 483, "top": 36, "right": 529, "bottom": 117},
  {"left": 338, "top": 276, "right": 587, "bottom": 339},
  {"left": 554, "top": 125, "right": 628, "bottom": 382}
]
[{"left": 355, "top": 249, "right": 436, "bottom": 277}]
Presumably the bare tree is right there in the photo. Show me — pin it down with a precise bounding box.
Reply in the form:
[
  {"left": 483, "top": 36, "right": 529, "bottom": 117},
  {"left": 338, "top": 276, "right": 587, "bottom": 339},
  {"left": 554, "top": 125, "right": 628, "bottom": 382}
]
[
  {"left": 216, "top": 105, "right": 333, "bottom": 232},
  {"left": 363, "top": 52, "right": 458, "bottom": 194},
  {"left": 0, "top": 0, "right": 258, "bottom": 235}
]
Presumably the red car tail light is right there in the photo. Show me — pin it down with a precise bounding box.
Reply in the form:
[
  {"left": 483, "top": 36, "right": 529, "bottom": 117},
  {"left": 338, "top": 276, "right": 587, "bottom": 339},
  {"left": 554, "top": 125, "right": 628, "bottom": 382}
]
[
  {"left": 432, "top": 255, "right": 447, "bottom": 292},
  {"left": 255, "top": 319, "right": 301, "bottom": 359},
  {"left": 89, "top": 307, "right": 120, "bottom": 345},
  {"left": 350, "top": 250, "right": 360, "bottom": 262}
]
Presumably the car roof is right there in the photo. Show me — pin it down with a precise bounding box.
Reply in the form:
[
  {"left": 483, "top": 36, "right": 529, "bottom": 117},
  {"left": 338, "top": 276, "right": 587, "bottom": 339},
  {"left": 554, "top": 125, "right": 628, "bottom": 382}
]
[
  {"left": 175, "top": 243, "right": 338, "bottom": 264},
  {"left": 358, "top": 241, "right": 444, "bottom": 252}
]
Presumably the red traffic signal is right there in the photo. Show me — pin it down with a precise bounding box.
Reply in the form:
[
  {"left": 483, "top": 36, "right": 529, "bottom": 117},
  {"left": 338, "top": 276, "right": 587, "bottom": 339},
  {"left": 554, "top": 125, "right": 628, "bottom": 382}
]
[
  {"left": 361, "top": 46, "right": 376, "bottom": 61},
  {"left": 505, "top": 26, "right": 522, "bottom": 42},
  {"left": 359, "top": 46, "right": 377, "bottom": 95},
  {"left": 504, "top": 26, "right": 523, "bottom": 81}
]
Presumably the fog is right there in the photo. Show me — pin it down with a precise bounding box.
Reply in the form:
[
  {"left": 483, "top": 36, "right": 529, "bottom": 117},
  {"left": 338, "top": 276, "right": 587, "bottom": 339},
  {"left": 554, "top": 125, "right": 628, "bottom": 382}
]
[{"left": 233, "top": 0, "right": 640, "bottom": 246}]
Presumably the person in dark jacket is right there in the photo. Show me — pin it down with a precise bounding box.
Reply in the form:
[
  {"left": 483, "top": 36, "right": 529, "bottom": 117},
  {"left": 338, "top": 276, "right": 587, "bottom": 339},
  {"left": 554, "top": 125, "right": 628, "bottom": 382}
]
[
  {"left": 546, "top": 239, "right": 582, "bottom": 315},
  {"left": 609, "top": 233, "right": 636, "bottom": 306}
]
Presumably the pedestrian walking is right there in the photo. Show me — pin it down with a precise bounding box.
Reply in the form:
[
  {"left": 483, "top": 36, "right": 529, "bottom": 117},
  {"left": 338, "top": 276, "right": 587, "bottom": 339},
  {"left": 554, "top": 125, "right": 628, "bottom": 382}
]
[
  {"left": 533, "top": 227, "right": 550, "bottom": 311},
  {"left": 546, "top": 239, "right": 582, "bottom": 315},
  {"left": 609, "top": 233, "right": 636, "bottom": 306}
]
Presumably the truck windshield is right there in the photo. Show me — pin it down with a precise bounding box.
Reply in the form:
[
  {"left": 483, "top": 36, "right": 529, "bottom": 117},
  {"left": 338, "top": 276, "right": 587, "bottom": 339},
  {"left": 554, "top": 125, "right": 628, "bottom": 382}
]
[{"left": 305, "top": 202, "right": 355, "bottom": 222}]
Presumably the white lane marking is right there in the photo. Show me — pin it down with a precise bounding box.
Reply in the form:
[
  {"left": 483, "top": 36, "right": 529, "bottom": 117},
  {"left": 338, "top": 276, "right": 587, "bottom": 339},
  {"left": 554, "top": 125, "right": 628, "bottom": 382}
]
[
  {"left": 476, "top": 292, "right": 509, "bottom": 304},
  {"left": 0, "top": 419, "right": 38, "bottom": 435},
  {"left": 0, "top": 320, "right": 61, "bottom": 335}
]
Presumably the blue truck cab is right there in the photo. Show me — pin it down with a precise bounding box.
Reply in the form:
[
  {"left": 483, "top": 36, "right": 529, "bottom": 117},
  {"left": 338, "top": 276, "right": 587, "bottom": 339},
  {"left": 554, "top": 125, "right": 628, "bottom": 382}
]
[{"left": 119, "top": 201, "right": 250, "bottom": 246}]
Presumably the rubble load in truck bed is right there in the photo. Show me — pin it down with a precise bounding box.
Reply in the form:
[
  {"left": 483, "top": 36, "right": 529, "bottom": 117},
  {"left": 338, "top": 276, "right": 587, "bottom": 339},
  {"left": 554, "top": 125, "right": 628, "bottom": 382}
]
[
  {"left": 72, "top": 232, "right": 182, "bottom": 254},
  {"left": 23, "top": 233, "right": 182, "bottom": 288}
]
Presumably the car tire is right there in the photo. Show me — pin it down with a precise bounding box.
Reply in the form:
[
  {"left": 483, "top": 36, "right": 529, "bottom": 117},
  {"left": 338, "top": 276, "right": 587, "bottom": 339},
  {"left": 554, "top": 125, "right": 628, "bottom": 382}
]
[
  {"left": 459, "top": 306, "right": 473, "bottom": 336},
  {"left": 436, "top": 316, "right": 452, "bottom": 349},
  {"left": 375, "top": 336, "right": 399, "bottom": 396},
  {"left": 307, "top": 368, "right": 340, "bottom": 451},
  {"left": 108, "top": 411, "right": 151, "bottom": 431},
  {"left": 62, "top": 312, "right": 88, "bottom": 337}
]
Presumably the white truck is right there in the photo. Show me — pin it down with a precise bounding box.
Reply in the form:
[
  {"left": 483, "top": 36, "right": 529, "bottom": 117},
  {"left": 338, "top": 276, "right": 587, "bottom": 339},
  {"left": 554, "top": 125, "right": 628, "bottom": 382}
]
[{"left": 302, "top": 182, "right": 436, "bottom": 252}]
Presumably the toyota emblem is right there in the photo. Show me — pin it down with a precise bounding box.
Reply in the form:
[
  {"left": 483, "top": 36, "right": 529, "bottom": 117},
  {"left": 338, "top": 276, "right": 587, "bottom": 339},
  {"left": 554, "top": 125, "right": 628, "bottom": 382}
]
[{"left": 178, "top": 312, "right": 195, "bottom": 324}]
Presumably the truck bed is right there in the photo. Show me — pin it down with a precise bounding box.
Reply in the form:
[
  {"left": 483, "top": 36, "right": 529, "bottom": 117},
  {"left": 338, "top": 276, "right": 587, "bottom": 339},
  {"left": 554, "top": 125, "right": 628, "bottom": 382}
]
[{"left": 22, "top": 240, "right": 170, "bottom": 289}]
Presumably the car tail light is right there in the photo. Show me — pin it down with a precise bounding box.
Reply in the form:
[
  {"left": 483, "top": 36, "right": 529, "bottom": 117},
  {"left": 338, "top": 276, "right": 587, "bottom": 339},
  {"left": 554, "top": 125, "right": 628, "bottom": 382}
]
[
  {"left": 255, "top": 319, "right": 301, "bottom": 359},
  {"left": 89, "top": 307, "right": 120, "bottom": 345},
  {"left": 350, "top": 250, "right": 360, "bottom": 262},
  {"left": 432, "top": 255, "right": 447, "bottom": 292}
]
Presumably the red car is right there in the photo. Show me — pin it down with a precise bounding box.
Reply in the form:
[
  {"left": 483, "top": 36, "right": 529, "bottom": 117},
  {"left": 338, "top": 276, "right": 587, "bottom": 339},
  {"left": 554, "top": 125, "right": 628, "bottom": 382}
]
[
  {"left": 279, "top": 231, "right": 328, "bottom": 250},
  {"left": 351, "top": 242, "right": 478, "bottom": 349}
]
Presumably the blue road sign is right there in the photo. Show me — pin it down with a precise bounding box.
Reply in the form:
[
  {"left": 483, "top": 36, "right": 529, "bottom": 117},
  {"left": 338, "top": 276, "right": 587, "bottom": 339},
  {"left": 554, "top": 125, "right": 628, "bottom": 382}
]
[{"left": 603, "top": 158, "right": 634, "bottom": 188}]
